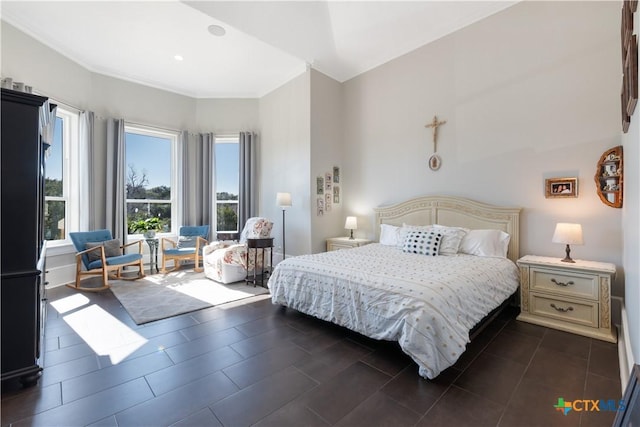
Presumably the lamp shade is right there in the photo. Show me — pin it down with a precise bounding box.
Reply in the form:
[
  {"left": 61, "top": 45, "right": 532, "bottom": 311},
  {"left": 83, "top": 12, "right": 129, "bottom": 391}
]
[
  {"left": 276, "top": 192, "right": 292, "bottom": 207},
  {"left": 552, "top": 223, "right": 584, "bottom": 245},
  {"left": 345, "top": 216, "right": 358, "bottom": 230}
]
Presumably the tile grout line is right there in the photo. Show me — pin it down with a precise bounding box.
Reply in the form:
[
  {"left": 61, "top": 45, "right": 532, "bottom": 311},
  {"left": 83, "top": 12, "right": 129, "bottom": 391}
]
[{"left": 495, "top": 328, "right": 548, "bottom": 427}]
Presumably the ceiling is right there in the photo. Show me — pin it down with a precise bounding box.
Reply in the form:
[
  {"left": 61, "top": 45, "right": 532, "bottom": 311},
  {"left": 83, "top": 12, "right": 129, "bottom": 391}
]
[{"left": 1, "top": 1, "right": 518, "bottom": 99}]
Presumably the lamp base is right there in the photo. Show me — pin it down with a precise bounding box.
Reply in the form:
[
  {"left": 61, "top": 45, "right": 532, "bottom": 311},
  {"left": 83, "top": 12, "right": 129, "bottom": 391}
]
[
  {"left": 349, "top": 229, "right": 354, "bottom": 240},
  {"left": 560, "top": 244, "right": 575, "bottom": 263}
]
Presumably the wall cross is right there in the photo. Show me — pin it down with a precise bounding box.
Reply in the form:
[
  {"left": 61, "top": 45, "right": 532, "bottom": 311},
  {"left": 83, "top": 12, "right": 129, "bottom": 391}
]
[{"left": 425, "top": 115, "right": 447, "bottom": 153}]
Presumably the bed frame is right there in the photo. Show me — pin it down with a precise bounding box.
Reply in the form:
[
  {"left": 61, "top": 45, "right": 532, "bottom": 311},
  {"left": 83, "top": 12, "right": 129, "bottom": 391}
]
[
  {"left": 374, "top": 195, "right": 521, "bottom": 263},
  {"left": 374, "top": 195, "right": 522, "bottom": 339}
]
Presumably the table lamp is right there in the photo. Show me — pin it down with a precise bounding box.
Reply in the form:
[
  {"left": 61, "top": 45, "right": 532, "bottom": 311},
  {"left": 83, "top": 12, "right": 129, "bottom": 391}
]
[
  {"left": 552, "top": 223, "right": 583, "bottom": 263},
  {"left": 345, "top": 216, "right": 357, "bottom": 239}
]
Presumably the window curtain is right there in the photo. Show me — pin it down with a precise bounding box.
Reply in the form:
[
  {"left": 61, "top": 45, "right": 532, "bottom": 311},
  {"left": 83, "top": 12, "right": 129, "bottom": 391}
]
[
  {"left": 238, "top": 131, "right": 256, "bottom": 230},
  {"left": 106, "top": 119, "right": 127, "bottom": 243},
  {"left": 181, "top": 131, "right": 215, "bottom": 229},
  {"left": 79, "top": 111, "right": 95, "bottom": 230}
]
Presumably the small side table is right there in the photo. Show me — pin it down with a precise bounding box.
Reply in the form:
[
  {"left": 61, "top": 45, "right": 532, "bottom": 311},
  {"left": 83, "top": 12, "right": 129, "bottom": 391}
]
[
  {"left": 145, "top": 238, "right": 160, "bottom": 273},
  {"left": 245, "top": 237, "right": 274, "bottom": 287},
  {"left": 517, "top": 255, "right": 616, "bottom": 342}
]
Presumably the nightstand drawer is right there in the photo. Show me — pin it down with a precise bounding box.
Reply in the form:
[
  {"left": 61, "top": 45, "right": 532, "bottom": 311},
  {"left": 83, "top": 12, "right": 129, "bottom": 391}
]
[
  {"left": 530, "top": 293, "right": 598, "bottom": 328},
  {"left": 530, "top": 267, "right": 598, "bottom": 300},
  {"left": 326, "top": 237, "right": 371, "bottom": 252},
  {"left": 329, "top": 242, "right": 356, "bottom": 251}
]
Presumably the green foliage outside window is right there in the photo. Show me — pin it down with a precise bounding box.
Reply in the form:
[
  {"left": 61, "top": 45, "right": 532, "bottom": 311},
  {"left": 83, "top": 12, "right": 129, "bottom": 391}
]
[{"left": 216, "top": 192, "right": 238, "bottom": 233}]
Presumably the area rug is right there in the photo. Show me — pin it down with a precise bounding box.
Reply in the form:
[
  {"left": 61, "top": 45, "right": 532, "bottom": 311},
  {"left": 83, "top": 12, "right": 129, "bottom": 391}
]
[{"left": 109, "top": 271, "right": 269, "bottom": 324}]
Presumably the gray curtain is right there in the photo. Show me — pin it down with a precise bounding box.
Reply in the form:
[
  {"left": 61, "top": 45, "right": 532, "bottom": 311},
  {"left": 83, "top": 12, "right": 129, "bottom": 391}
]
[
  {"left": 238, "top": 131, "right": 256, "bottom": 229},
  {"left": 79, "top": 111, "right": 95, "bottom": 230},
  {"left": 181, "top": 131, "right": 215, "bottom": 229},
  {"left": 106, "top": 119, "right": 127, "bottom": 243}
]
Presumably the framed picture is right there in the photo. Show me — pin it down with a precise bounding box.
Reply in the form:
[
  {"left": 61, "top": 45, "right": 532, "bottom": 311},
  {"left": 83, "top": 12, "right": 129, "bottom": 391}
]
[
  {"left": 428, "top": 154, "right": 441, "bottom": 171},
  {"left": 545, "top": 177, "right": 578, "bottom": 198},
  {"left": 333, "top": 186, "right": 340, "bottom": 204},
  {"left": 333, "top": 166, "right": 340, "bottom": 183},
  {"left": 325, "top": 173, "right": 332, "bottom": 191},
  {"left": 316, "top": 176, "right": 324, "bottom": 195}
]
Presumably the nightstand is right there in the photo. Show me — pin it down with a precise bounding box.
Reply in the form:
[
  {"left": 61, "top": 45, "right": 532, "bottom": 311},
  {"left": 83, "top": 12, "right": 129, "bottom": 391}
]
[
  {"left": 517, "top": 255, "right": 616, "bottom": 343},
  {"left": 326, "top": 237, "right": 371, "bottom": 251}
]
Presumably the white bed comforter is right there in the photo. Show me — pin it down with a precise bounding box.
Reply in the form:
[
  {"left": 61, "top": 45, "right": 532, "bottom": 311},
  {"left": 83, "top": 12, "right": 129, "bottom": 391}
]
[{"left": 268, "top": 243, "right": 519, "bottom": 379}]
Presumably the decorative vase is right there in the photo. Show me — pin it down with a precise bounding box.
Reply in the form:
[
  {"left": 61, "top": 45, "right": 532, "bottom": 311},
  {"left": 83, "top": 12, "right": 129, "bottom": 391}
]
[{"left": 143, "top": 230, "right": 156, "bottom": 239}]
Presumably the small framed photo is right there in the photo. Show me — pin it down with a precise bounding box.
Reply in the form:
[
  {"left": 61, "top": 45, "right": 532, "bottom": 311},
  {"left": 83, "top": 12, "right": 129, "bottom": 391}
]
[
  {"left": 325, "top": 173, "right": 332, "bottom": 191},
  {"left": 316, "top": 176, "right": 324, "bottom": 195},
  {"left": 545, "top": 177, "right": 578, "bottom": 198}
]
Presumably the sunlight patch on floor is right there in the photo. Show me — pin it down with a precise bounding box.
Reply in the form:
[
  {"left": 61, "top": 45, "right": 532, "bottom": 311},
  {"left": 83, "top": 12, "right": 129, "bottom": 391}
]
[
  {"left": 50, "top": 293, "right": 91, "bottom": 314},
  {"left": 168, "top": 279, "right": 258, "bottom": 305},
  {"left": 63, "top": 305, "right": 148, "bottom": 364}
]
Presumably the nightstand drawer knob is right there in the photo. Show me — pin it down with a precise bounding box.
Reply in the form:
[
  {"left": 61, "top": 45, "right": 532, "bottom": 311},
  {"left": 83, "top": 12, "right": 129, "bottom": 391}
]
[
  {"left": 550, "top": 303, "right": 574, "bottom": 313},
  {"left": 550, "top": 278, "right": 574, "bottom": 287}
]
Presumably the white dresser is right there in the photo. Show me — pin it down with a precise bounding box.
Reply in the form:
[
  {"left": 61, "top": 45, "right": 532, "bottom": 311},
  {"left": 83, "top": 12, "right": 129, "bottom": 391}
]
[{"left": 517, "top": 255, "right": 616, "bottom": 343}]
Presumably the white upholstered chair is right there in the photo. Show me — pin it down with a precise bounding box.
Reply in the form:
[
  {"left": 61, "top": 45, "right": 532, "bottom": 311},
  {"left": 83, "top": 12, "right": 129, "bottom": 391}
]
[{"left": 203, "top": 217, "right": 273, "bottom": 284}]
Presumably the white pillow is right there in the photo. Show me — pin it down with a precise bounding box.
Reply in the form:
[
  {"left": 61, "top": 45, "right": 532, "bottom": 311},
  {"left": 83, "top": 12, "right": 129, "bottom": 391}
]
[
  {"left": 431, "top": 224, "right": 468, "bottom": 256},
  {"left": 459, "top": 229, "right": 511, "bottom": 258},
  {"left": 402, "top": 230, "right": 442, "bottom": 256},
  {"left": 379, "top": 224, "right": 403, "bottom": 246}
]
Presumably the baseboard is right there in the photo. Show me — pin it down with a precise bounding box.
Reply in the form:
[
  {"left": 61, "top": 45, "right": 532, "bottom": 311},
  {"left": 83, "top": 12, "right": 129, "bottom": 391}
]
[{"left": 618, "top": 302, "right": 635, "bottom": 393}]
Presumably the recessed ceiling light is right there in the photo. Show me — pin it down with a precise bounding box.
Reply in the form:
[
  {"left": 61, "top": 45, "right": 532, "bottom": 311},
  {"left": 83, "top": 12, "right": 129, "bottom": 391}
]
[
  {"left": 207, "top": 24, "right": 226, "bottom": 37},
  {"left": 174, "top": 55, "right": 183, "bottom": 61}
]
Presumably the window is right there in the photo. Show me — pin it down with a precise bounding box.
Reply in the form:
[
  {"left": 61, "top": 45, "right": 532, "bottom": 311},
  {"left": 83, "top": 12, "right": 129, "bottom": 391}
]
[
  {"left": 44, "top": 107, "right": 79, "bottom": 242},
  {"left": 215, "top": 137, "right": 239, "bottom": 234},
  {"left": 125, "top": 126, "right": 177, "bottom": 235}
]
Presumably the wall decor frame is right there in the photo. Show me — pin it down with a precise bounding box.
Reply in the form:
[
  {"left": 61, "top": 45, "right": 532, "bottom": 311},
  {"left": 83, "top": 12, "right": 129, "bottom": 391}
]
[
  {"left": 612, "top": 364, "right": 639, "bottom": 426},
  {"left": 545, "top": 177, "right": 578, "bottom": 198},
  {"left": 428, "top": 154, "right": 441, "bottom": 171},
  {"left": 621, "top": 0, "right": 638, "bottom": 132},
  {"left": 595, "top": 145, "right": 623, "bottom": 208}
]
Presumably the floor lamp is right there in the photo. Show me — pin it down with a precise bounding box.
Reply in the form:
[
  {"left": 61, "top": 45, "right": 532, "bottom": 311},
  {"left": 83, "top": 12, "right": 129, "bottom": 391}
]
[{"left": 276, "top": 192, "right": 292, "bottom": 260}]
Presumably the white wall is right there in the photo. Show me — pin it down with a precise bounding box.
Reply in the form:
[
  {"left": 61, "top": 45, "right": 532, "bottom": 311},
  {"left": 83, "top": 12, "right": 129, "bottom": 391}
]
[
  {"left": 195, "top": 99, "right": 259, "bottom": 135},
  {"left": 258, "top": 71, "right": 311, "bottom": 259},
  {"left": 622, "top": 1, "right": 640, "bottom": 373},
  {"left": 341, "top": 1, "right": 624, "bottom": 300},
  {"left": 310, "top": 69, "right": 345, "bottom": 253}
]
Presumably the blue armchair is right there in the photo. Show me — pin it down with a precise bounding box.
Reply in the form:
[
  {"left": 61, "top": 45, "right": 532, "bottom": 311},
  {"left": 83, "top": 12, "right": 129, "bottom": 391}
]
[
  {"left": 160, "top": 225, "right": 210, "bottom": 273},
  {"left": 69, "top": 229, "right": 145, "bottom": 292}
]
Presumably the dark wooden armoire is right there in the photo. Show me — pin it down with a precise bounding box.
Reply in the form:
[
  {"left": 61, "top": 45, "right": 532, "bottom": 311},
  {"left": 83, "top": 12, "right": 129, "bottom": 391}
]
[{"left": 1, "top": 88, "right": 51, "bottom": 386}]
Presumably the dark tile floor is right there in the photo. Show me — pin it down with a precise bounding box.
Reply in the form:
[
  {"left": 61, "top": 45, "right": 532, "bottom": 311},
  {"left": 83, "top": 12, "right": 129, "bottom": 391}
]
[{"left": 1, "top": 284, "right": 622, "bottom": 427}]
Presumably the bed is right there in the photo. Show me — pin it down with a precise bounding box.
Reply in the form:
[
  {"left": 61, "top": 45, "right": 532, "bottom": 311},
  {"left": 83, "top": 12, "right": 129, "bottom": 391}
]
[{"left": 268, "top": 195, "right": 521, "bottom": 379}]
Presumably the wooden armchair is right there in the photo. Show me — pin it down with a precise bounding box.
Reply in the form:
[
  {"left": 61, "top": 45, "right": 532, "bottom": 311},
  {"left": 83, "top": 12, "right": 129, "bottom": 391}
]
[
  {"left": 68, "top": 229, "right": 145, "bottom": 292},
  {"left": 160, "top": 225, "right": 210, "bottom": 273}
]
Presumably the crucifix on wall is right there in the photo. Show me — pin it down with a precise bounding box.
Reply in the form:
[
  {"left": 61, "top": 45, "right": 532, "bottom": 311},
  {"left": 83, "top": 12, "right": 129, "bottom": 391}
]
[{"left": 425, "top": 115, "right": 446, "bottom": 171}]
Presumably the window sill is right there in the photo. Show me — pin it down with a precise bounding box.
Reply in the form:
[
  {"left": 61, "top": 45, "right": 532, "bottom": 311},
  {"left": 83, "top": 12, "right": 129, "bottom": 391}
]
[{"left": 45, "top": 240, "right": 75, "bottom": 256}]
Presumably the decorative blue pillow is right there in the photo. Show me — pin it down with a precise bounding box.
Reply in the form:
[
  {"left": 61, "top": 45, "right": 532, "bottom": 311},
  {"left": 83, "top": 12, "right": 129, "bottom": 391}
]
[{"left": 402, "top": 230, "right": 442, "bottom": 256}]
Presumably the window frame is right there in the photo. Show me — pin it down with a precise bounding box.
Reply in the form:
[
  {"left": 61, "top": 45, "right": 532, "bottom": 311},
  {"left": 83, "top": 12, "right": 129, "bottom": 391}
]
[
  {"left": 44, "top": 106, "right": 80, "bottom": 247},
  {"left": 215, "top": 135, "right": 240, "bottom": 235},
  {"left": 124, "top": 124, "right": 178, "bottom": 238}
]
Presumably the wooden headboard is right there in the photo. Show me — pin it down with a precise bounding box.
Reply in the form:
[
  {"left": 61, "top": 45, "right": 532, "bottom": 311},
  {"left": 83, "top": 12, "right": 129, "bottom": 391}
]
[{"left": 373, "top": 195, "right": 521, "bottom": 263}]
